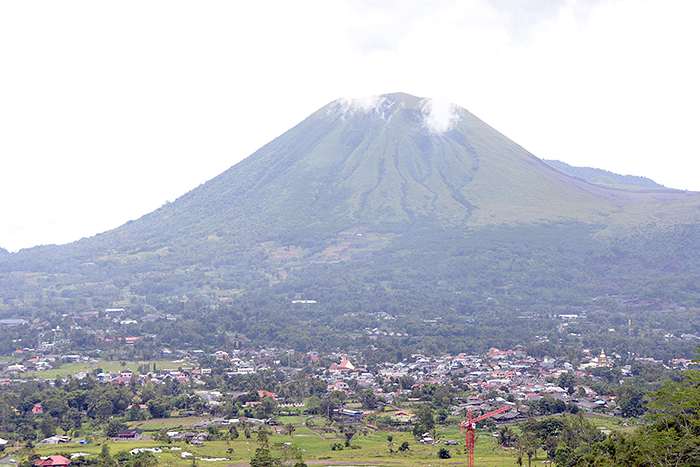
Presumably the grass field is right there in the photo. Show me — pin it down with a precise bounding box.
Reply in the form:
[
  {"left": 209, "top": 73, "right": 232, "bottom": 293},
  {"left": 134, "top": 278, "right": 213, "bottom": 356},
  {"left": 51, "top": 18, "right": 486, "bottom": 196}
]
[
  {"left": 19, "top": 360, "right": 177, "bottom": 380},
  {"left": 17, "top": 416, "right": 568, "bottom": 467},
  {"left": 11, "top": 410, "right": 640, "bottom": 467}
]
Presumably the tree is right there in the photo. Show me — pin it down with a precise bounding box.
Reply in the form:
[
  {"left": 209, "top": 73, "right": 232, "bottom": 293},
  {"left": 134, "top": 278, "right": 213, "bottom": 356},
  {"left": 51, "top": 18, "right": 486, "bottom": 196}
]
[
  {"left": 544, "top": 435, "right": 558, "bottom": 464},
  {"left": 207, "top": 424, "right": 222, "bottom": 440},
  {"left": 518, "top": 432, "right": 539, "bottom": 467},
  {"left": 398, "top": 376, "right": 415, "bottom": 390},
  {"left": 127, "top": 403, "right": 145, "bottom": 421},
  {"left": 66, "top": 407, "right": 82, "bottom": 431},
  {"left": 319, "top": 395, "right": 341, "bottom": 421},
  {"left": 147, "top": 397, "right": 171, "bottom": 419},
  {"left": 127, "top": 452, "right": 157, "bottom": 467},
  {"left": 343, "top": 427, "right": 356, "bottom": 447},
  {"left": 586, "top": 368, "right": 700, "bottom": 466},
  {"left": 250, "top": 429, "right": 275, "bottom": 467},
  {"left": 557, "top": 373, "right": 576, "bottom": 392},
  {"left": 255, "top": 397, "right": 277, "bottom": 419},
  {"left": 153, "top": 429, "right": 171, "bottom": 443},
  {"left": 437, "top": 447, "right": 451, "bottom": 459},
  {"left": 305, "top": 396, "right": 321, "bottom": 414},
  {"left": 277, "top": 442, "right": 307, "bottom": 467},
  {"left": 415, "top": 404, "right": 435, "bottom": 431},
  {"left": 617, "top": 385, "right": 645, "bottom": 418},
  {"left": 554, "top": 444, "right": 572, "bottom": 467},
  {"left": 94, "top": 399, "right": 113, "bottom": 422},
  {"left": 284, "top": 423, "right": 295, "bottom": 438},
  {"left": 105, "top": 419, "right": 128, "bottom": 438},
  {"left": 358, "top": 389, "right": 378, "bottom": 410},
  {"left": 44, "top": 398, "right": 68, "bottom": 419},
  {"left": 40, "top": 415, "right": 55, "bottom": 438},
  {"left": 498, "top": 426, "right": 518, "bottom": 448}
]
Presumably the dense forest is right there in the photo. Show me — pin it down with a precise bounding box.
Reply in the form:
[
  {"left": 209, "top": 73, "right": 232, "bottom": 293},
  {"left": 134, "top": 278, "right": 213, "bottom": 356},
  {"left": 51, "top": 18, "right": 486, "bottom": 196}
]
[{"left": 2, "top": 221, "right": 700, "bottom": 361}]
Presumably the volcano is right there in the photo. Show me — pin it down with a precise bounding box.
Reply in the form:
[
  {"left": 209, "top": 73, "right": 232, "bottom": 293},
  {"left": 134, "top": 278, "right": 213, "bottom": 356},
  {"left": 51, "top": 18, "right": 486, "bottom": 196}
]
[
  {"left": 3, "top": 92, "right": 700, "bottom": 294},
  {"left": 73, "top": 92, "right": 698, "bottom": 254}
]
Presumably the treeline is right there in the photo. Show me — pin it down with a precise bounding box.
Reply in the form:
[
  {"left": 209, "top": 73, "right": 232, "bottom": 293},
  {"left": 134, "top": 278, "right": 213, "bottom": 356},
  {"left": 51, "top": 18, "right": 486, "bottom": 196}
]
[{"left": 551, "top": 369, "right": 700, "bottom": 466}]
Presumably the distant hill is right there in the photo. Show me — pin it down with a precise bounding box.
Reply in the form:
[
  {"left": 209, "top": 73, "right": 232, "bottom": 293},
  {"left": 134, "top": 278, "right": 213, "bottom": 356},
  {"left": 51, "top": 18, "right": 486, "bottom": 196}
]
[{"left": 544, "top": 159, "right": 666, "bottom": 189}]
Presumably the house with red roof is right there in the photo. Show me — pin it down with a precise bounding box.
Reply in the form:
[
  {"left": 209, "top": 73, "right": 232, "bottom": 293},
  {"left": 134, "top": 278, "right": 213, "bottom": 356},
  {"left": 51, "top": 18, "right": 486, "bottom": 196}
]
[
  {"left": 35, "top": 456, "right": 71, "bottom": 467},
  {"left": 117, "top": 428, "right": 143, "bottom": 440}
]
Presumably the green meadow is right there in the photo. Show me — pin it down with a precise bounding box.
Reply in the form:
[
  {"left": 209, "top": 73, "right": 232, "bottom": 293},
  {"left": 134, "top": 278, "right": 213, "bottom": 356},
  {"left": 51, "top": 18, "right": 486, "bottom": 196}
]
[
  {"left": 20, "top": 410, "right": 640, "bottom": 467},
  {"left": 23, "top": 418, "right": 535, "bottom": 467},
  {"left": 19, "top": 360, "right": 177, "bottom": 380}
]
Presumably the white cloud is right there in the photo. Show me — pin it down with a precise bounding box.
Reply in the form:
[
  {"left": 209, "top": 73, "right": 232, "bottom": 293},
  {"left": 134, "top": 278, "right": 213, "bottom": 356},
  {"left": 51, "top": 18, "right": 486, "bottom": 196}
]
[
  {"left": 338, "top": 96, "right": 389, "bottom": 115},
  {"left": 420, "top": 98, "right": 458, "bottom": 134}
]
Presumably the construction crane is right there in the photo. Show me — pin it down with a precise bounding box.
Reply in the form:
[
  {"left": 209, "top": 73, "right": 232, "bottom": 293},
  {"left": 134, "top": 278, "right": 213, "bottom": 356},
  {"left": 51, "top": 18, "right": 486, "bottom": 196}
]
[{"left": 459, "top": 406, "right": 510, "bottom": 467}]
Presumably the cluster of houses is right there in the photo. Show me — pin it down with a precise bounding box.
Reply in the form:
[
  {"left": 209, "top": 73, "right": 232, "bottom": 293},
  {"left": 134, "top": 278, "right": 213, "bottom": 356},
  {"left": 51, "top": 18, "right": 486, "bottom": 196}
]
[
  {"left": 4, "top": 334, "right": 697, "bottom": 428},
  {"left": 8, "top": 343, "right": 698, "bottom": 456},
  {"left": 314, "top": 348, "right": 653, "bottom": 418}
]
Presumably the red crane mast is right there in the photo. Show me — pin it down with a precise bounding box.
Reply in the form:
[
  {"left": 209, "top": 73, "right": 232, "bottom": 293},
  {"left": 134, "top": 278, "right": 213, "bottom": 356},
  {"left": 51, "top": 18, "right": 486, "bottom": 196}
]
[{"left": 459, "top": 406, "right": 510, "bottom": 467}]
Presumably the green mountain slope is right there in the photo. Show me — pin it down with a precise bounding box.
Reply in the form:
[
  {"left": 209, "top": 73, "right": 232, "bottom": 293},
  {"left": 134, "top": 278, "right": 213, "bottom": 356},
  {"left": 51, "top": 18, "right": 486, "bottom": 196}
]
[
  {"left": 3, "top": 92, "right": 699, "bottom": 278},
  {"left": 59, "top": 92, "right": 697, "bottom": 258}
]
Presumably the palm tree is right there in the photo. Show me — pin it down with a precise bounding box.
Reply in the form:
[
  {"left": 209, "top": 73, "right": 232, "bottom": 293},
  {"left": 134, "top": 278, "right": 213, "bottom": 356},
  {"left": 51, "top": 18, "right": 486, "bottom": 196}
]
[
  {"left": 284, "top": 423, "right": 296, "bottom": 438},
  {"left": 498, "top": 426, "right": 518, "bottom": 447}
]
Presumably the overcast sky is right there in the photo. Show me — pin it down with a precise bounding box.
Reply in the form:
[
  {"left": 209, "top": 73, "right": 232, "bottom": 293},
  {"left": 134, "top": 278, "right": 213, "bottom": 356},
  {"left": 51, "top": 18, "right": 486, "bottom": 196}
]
[{"left": 1, "top": 0, "right": 698, "bottom": 252}]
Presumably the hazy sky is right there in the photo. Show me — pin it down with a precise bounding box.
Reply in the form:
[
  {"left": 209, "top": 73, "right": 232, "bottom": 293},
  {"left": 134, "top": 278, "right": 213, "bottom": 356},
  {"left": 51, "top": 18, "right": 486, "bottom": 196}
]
[{"left": 1, "top": 0, "right": 698, "bottom": 252}]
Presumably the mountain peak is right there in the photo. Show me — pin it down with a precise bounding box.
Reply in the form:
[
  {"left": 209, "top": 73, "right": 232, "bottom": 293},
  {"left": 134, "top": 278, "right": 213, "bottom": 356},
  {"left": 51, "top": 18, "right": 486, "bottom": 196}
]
[{"left": 329, "top": 93, "right": 459, "bottom": 134}]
